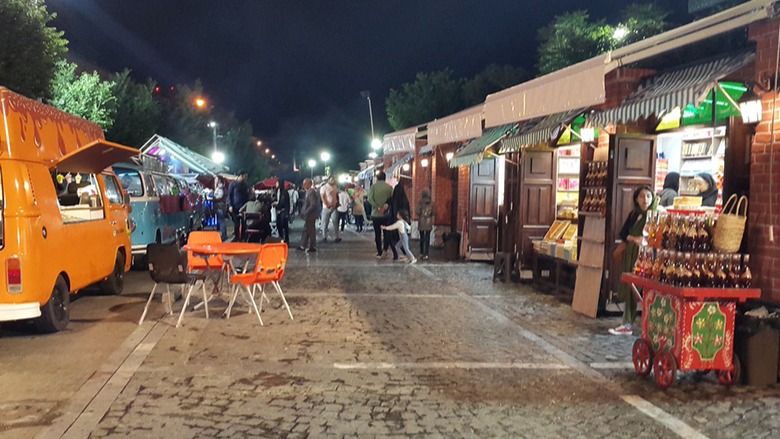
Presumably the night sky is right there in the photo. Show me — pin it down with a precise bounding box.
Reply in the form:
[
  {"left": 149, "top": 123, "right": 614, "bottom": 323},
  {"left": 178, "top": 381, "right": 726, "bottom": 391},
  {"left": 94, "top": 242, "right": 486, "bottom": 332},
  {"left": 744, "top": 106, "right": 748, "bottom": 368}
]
[{"left": 47, "top": 0, "right": 689, "bottom": 171}]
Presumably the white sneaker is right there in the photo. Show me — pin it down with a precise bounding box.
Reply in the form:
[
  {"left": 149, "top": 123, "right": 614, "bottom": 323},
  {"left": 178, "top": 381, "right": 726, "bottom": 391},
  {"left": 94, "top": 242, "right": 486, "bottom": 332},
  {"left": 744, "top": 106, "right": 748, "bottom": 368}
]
[
  {"left": 397, "top": 256, "right": 409, "bottom": 262},
  {"left": 608, "top": 325, "right": 633, "bottom": 335},
  {"left": 409, "top": 258, "right": 417, "bottom": 264}
]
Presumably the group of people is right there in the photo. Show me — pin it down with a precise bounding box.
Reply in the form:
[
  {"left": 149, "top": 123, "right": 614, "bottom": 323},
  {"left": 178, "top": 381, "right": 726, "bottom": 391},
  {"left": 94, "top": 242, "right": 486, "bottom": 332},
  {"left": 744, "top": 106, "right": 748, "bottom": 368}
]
[
  {"left": 366, "top": 171, "right": 434, "bottom": 264},
  {"left": 610, "top": 170, "right": 719, "bottom": 336},
  {"left": 295, "top": 171, "right": 434, "bottom": 263}
]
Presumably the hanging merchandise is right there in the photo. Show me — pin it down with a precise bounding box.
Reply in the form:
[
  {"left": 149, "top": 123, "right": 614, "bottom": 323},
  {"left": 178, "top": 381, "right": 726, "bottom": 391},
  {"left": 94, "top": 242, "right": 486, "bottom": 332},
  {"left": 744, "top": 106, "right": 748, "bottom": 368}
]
[{"left": 712, "top": 194, "right": 748, "bottom": 253}]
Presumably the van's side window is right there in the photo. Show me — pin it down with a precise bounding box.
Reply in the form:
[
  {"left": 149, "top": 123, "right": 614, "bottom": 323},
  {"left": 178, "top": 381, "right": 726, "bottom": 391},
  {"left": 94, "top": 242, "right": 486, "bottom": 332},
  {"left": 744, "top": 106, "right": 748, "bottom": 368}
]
[
  {"left": 53, "top": 172, "right": 106, "bottom": 223},
  {"left": 151, "top": 174, "right": 174, "bottom": 196},
  {"left": 115, "top": 169, "right": 143, "bottom": 197},
  {"left": 103, "top": 174, "right": 123, "bottom": 204}
]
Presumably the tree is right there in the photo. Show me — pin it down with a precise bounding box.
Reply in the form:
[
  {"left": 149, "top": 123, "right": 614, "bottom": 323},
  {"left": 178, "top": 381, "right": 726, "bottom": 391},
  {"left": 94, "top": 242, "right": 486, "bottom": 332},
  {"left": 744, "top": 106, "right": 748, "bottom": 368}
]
[
  {"left": 536, "top": 3, "right": 672, "bottom": 75},
  {"left": 463, "top": 64, "right": 529, "bottom": 106},
  {"left": 158, "top": 81, "right": 212, "bottom": 150},
  {"left": 221, "top": 120, "right": 269, "bottom": 183},
  {"left": 617, "top": 3, "right": 671, "bottom": 46},
  {"left": 536, "top": 11, "right": 612, "bottom": 75},
  {"left": 0, "top": 0, "right": 68, "bottom": 99},
  {"left": 385, "top": 69, "right": 465, "bottom": 131},
  {"left": 106, "top": 70, "right": 161, "bottom": 147},
  {"left": 49, "top": 61, "right": 116, "bottom": 130}
]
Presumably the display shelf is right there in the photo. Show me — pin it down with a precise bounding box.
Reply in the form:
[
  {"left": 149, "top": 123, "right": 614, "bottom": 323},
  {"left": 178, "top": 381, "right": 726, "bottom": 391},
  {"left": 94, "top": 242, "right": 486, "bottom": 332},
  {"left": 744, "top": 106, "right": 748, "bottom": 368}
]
[
  {"left": 681, "top": 155, "right": 714, "bottom": 160},
  {"left": 621, "top": 274, "right": 760, "bottom": 302},
  {"left": 578, "top": 211, "right": 605, "bottom": 218}
]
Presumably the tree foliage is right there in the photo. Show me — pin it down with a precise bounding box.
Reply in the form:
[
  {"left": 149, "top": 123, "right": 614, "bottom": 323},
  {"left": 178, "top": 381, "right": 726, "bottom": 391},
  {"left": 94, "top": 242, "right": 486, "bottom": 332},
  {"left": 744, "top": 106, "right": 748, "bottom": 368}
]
[
  {"left": 49, "top": 61, "right": 117, "bottom": 130},
  {"left": 463, "top": 64, "right": 529, "bottom": 106},
  {"left": 385, "top": 69, "right": 465, "bottom": 131},
  {"left": 0, "top": 0, "right": 68, "bottom": 98},
  {"left": 536, "top": 3, "right": 672, "bottom": 75},
  {"left": 106, "top": 70, "right": 161, "bottom": 147}
]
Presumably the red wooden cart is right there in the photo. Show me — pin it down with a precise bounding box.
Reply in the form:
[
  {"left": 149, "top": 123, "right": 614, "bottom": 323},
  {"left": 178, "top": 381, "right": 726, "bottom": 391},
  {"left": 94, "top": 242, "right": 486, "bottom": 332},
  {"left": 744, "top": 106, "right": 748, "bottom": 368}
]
[{"left": 620, "top": 273, "right": 761, "bottom": 389}]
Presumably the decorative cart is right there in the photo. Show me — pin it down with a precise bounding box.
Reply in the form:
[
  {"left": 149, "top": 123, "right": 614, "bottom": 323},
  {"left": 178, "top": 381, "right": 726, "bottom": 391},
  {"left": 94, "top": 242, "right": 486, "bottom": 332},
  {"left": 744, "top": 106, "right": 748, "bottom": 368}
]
[{"left": 621, "top": 273, "right": 761, "bottom": 389}]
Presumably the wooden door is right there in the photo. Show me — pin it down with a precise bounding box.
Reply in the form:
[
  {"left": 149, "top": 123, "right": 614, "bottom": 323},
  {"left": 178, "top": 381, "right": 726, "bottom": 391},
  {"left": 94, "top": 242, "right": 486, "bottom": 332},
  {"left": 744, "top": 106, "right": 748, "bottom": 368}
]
[
  {"left": 468, "top": 158, "right": 498, "bottom": 256},
  {"left": 607, "top": 135, "right": 656, "bottom": 299},
  {"left": 518, "top": 149, "right": 556, "bottom": 268}
]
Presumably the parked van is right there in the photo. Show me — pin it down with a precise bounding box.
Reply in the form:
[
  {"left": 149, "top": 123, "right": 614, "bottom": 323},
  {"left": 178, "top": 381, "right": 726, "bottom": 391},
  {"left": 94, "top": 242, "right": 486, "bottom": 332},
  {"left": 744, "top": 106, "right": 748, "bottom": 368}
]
[
  {"left": 113, "top": 159, "right": 203, "bottom": 265},
  {"left": 0, "top": 87, "right": 138, "bottom": 332}
]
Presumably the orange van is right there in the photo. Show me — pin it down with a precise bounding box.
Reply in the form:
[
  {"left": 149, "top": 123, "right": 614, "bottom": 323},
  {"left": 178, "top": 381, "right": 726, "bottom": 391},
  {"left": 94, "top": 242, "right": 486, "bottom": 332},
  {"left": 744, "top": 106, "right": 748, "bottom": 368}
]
[{"left": 0, "top": 87, "right": 139, "bottom": 332}]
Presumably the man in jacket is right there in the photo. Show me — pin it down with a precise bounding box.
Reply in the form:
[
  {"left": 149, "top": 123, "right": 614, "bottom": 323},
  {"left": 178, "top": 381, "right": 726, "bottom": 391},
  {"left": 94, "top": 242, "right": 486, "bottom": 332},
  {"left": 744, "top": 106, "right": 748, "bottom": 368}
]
[
  {"left": 367, "top": 171, "right": 393, "bottom": 258},
  {"left": 228, "top": 170, "right": 251, "bottom": 240},
  {"left": 298, "top": 178, "right": 321, "bottom": 252}
]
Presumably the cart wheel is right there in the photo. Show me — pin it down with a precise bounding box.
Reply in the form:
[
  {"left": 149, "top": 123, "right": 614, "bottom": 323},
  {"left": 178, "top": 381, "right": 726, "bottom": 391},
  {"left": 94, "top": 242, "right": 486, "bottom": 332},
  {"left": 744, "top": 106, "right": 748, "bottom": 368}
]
[
  {"left": 632, "top": 339, "right": 654, "bottom": 377},
  {"left": 717, "top": 355, "right": 741, "bottom": 387},
  {"left": 653, "top": 351, "right": 677, "bottom": 389}
]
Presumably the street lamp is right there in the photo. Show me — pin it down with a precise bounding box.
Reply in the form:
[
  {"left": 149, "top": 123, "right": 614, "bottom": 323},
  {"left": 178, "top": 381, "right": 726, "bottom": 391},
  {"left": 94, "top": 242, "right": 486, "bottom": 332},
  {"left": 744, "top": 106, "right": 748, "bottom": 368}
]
[
  {"left": 208, "top": 121, "right": 224, "bottom": 164},
  {"left": 308, "top": 159, "right": 316, "bottom": 178},
  {"left": 320, "top": 151, "right": 331, "bottom": 162},
  {"left": 371, "top": 138, "right": 382, "bottom": 150},
  {"left": 368, "top": 152, "right": 377, "bottom": 159},
  {"left": 264, "top": 148, "right": 270, "bottom": 155},
  {"left": 361, "top": 91, "right": 377, "bottom": 148},
  {"left": 195, "top": 97, "right": 207, "bottom": 109}
]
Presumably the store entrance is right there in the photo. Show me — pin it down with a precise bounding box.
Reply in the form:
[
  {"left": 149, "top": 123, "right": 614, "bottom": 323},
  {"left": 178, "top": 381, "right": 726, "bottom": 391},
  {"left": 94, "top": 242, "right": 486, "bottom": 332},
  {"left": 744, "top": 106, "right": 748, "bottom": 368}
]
[
  {"left": 518, "top": 148, "right": 556, "bottom": 268},
  {"left": 468, "top": 157, "right": 499, "bottom": 259}
]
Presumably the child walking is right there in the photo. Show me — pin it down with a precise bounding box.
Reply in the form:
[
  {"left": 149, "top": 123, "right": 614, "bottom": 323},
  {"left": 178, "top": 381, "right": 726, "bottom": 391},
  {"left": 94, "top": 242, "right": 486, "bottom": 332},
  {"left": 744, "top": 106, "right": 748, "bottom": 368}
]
[{"left": 381, "top": 209, "right": 416, "bottom": 264}]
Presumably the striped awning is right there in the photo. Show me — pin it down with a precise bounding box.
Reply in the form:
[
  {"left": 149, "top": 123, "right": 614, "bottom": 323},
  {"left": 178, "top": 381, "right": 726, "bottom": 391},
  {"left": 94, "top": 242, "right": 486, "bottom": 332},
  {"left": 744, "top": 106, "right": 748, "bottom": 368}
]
[
  {"left": 591, "top": 51, "right": 755, "bottom": 127},
  {"left": 386, "top": 152, "right": 414, "bottom": 175},
  {"left": 450, "top": 124, "right": 516, "bottom": 168},
  {"left": 419, "top": 145, "right": 433, "bottom": 155},
  {"left": 498, "top": 109, "right": 584, "bottom": 154},
  {"left": 357, "top": 164, "right": 375, "bottom": 180}
]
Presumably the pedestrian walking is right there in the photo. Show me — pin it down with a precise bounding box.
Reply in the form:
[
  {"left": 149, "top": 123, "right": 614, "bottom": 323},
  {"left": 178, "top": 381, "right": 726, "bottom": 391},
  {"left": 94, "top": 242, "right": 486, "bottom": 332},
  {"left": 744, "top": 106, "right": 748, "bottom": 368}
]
[
  {"left": 415, "top": 188, "right": 434, "bottom": 260},
  {"left": 382, "top": 209, "right": 416, "bottom": 264},
  {"left": 352, "top": 189, "right": 365, "bottom": 233},
  {"left": 274, "top": 179, "right": 291, "bottom": 243},
  {"left": 320, "top": 176, "right": 340, "bottom": 242},
  {"left": 227, "top": 170, "right": 251, "bottom": 241},
  {"left": 213, "top": 178, "right": 228, "bottom": 241},
  {"left": 368, "top": 171, "right": 393, "bottom": 258},
  {"left": 288, "top": 183, "right": 299, "bottom": 218},
  {"left": 383, "top": 182, "right": 410, "bottom": 259},
  {"left": 610, "top": 186, "right": 654, "bottom": 335},
  {"left": 298, "top": 178, "right": 321, "bottom": 252},
  {"left": 337, "top": 188, "right": 351, "bottom": 232}
]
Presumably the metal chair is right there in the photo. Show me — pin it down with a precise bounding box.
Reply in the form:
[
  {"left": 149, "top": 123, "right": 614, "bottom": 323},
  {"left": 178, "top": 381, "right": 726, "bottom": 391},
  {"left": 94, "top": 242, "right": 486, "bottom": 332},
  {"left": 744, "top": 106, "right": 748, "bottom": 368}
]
[
  {"left": 139, "top": 243, "right": 207, "bottom": 325},
  {"left": 226, "top": 243, "right": 292, "bottom": 322}
]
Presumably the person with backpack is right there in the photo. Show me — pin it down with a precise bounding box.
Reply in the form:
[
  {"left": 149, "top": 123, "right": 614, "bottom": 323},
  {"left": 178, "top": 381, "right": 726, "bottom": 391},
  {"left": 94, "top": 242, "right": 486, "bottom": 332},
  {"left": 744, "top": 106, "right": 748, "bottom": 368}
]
[{"left": 415, "top": 188, "right": 434, "bottom": 260}]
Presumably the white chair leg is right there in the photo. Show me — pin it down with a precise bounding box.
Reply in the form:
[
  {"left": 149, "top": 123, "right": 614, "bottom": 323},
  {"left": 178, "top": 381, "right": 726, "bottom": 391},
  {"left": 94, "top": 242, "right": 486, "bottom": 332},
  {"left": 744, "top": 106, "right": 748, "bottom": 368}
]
[
  {"left": 164, "top": 285, "right": 172, "bottom": 315},
  {"left": 176, "top": 283, "right": 197, "bottom": 328},
  {"left": 243, "top": 285, "right": 264, "bottom": 326},
  {"left": 273, "top": 281, "right": 293, "bottom": 320},
  {"left": 138, "top": 283, "right": 159, "bottom": 325},
  {"left": 225, "top": 282, "right": 240, "bottom": 318},
  {"left": 201, "top": 280, "right": 209, "bottom": 319}
]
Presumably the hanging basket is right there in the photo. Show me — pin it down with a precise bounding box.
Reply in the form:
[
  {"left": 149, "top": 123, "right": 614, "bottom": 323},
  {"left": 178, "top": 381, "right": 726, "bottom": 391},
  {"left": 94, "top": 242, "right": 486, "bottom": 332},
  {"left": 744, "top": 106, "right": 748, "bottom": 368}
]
[{"left": 713, "top": 194, "right": 748, "bottom": 253}]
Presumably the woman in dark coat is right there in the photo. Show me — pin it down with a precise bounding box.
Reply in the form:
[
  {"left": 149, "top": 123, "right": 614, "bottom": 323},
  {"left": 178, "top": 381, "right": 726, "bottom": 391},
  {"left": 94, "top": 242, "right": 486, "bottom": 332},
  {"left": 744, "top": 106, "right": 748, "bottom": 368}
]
[
  {"left": 383, "top": 183, "right": 410, "bottom": 259},
  {"left": 694, "top": 172, "right": 718, "bottom": 207},
  {"left": 657, "top": 172, "right": 680, "bottom": 207},
  {"left": 274, "top": 180, "right": 291, "bottom": 242}
]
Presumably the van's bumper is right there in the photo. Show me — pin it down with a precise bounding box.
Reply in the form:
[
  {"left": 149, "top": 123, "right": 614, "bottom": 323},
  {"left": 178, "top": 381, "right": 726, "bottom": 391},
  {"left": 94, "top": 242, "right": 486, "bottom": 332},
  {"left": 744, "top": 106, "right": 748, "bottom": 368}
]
[
  {"left": 131, "top": 245, "right": 147, "bottom": 255},
  {"left": 0, "top": 303, "right": 41, "bottom": 322}
]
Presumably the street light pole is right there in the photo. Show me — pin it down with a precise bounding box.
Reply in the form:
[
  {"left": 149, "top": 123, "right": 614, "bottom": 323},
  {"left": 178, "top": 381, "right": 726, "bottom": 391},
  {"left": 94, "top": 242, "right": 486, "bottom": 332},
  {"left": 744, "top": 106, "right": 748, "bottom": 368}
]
[
  {"left": 209, "top": 121, "right": 218, "bottom": 154},
  {"left": 361, "top": 90, "right": 375, "bottom": 141}
]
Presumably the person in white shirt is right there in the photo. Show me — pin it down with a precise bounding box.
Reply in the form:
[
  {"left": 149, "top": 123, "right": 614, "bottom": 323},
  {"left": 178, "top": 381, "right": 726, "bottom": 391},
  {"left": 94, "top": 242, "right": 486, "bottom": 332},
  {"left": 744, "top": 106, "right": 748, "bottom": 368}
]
[
  {"left": 288, "top": 184, "right": 299, "bottom": 218},
  {"left": 319, "top": 176, "right": 341, "bottom": 242},
  {"left": 337, "top": 188, "right": 351, "bottom": 232},
  {"left": 381, "top": 209, "right": 416, "bottom": 264}
]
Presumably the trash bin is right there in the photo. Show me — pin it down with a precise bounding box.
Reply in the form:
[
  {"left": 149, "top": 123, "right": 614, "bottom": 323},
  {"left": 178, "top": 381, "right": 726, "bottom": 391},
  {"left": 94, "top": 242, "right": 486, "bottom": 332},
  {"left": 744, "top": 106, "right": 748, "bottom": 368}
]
[
  {"left": 443, "top": 232, "right": 461, "bottom": 261},
  {"left": 735, "top": 307, "right": 780, "bottom": 386}
]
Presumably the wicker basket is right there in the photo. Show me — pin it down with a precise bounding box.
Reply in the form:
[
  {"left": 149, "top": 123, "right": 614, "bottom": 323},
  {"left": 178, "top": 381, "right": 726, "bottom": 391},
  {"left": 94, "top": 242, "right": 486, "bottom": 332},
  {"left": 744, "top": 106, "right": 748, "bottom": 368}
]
[{"left": 713, "top": 194, "right": 748, "bottom": 253}]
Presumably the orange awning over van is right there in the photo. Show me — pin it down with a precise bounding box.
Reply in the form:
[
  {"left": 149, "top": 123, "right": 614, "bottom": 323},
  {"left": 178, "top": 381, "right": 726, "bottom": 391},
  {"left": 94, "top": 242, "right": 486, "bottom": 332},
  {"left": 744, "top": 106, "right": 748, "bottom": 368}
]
[{"left": 52, "top": 140, "right": 140, "bottom": 173}]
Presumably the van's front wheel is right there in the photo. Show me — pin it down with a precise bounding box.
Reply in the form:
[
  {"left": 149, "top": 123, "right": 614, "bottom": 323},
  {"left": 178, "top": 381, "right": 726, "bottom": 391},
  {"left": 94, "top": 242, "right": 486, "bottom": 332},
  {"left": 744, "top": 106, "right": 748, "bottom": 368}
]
[
  {"left": 100, "top": 252, "right": 125, "bottom": 295},
  {"left": 35, "top": 276, "right": 70, "bottom": 333}
]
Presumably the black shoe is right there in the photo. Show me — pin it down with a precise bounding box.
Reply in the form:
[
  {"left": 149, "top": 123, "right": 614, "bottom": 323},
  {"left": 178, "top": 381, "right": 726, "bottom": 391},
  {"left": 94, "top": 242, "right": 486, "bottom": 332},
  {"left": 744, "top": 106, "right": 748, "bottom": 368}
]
[
  {"left": 335, "top": 238, "right": 342, "bottom": 243},
  {"left": 306, "top": 248, "right": 317, "bottom": 253},
  {"left": 297, "top": 246, "right": 305, "bottom": 251}
]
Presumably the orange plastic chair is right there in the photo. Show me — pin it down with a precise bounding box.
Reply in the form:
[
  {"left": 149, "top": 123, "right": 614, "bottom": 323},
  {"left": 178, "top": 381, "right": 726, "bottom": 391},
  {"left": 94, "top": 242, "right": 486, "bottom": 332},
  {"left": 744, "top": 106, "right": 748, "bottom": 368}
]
[
  {"left": 186, "top": 231, "right": 225, "bottom": 271},
  {"left": 227, "top": 243, "right": 292, "bottom": 322}
]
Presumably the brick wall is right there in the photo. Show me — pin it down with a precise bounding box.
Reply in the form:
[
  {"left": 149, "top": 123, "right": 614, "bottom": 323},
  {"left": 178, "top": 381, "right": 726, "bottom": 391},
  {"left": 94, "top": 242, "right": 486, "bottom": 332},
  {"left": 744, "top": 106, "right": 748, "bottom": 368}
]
[
  {"left": 456, "top": 165, "right": 470, "bottom": 233},
  {"left": 748, "top": 19, "right": 780, "bottom": 304},
  {"left": 410, "top": 140, "right": 430, "bottom": 219},
  {"left": 432, "top": 144, "right": 456, "bottom": 226},
  {"left": 597, "top": 68, "right": 656, "bottom": 111}
]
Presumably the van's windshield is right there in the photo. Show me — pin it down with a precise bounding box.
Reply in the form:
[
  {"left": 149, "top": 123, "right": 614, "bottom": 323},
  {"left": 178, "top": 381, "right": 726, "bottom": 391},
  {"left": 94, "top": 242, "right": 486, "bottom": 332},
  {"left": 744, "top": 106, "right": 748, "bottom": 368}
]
[{"left": 115, "top": 169, "right": 143, "bottom": 197}]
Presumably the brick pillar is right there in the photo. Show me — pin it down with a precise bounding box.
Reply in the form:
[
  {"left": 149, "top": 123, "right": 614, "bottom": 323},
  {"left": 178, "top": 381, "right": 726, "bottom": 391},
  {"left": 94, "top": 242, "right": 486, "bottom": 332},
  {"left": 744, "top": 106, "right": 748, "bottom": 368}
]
[
  {"left": 457, "top": 165, "right": 470, "bottom": 233},
  {"left": 431, "top": 144, "right": 457, "bottom": 245},
  {"left": 748, "top": 18, "right": 780, "bottom": 304}
]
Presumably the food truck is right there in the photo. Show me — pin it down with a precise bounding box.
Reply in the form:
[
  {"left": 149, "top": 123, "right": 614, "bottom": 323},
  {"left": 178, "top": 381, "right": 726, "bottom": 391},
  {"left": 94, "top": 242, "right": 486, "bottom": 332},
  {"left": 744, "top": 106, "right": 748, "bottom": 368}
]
[{"left": 0, "top": 87, "right": 139, "bottom": 332}]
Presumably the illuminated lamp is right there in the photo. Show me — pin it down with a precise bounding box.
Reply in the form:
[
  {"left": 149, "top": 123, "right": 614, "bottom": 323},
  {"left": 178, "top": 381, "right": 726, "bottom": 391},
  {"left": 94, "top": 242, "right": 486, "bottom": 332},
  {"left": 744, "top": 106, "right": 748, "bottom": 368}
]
[
  {"left": 420, "top": 158, "right": 429, "bottom": 168},
  {"left": 580, "top": 127, "right": 595, "bottom": 143},
  {"left": 402, "top": 163, "right": 410, "bottom": 172},
  {"left": 445, "top": 152, "right": 454, "bottom": 161},
  {"left": 739, "top": 89, "right": 762, "bottom": 124}
]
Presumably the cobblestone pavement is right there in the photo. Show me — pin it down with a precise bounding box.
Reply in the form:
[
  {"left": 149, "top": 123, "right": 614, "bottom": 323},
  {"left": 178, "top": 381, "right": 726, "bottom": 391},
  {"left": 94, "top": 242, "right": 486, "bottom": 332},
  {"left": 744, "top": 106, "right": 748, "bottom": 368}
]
[{"left": 5, "top": 222, "right": 780, "bottom": 438}]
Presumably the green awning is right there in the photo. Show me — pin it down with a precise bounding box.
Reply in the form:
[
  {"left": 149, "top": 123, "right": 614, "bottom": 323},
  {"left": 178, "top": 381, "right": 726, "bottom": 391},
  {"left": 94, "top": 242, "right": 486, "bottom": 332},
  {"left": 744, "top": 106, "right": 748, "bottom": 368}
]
[
  {"left": 499, "top": 109, "right": 585, "bottom": 154},
  {"left": 591, "top": 51, "right": 754, "bottom": 127},
  {"left": 450, "top": 124, "right": 516, "bottom": 168}
]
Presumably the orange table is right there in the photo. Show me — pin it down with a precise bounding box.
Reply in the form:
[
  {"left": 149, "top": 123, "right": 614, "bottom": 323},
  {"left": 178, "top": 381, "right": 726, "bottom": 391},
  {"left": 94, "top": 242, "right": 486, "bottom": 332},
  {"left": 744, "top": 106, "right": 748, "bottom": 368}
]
[{"left": 178, "top": 243, "right": 265, "bottom": 326}]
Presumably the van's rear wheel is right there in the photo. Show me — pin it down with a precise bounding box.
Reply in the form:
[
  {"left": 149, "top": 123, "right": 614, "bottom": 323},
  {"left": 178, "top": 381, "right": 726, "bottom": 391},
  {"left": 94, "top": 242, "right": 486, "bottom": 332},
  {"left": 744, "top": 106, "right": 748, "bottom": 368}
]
[
  {"left": 35, "top": 276, "right": 70, "bottom": 333},
  {"left": 100, "top": 252, "right": 125, "bottom": 295}
]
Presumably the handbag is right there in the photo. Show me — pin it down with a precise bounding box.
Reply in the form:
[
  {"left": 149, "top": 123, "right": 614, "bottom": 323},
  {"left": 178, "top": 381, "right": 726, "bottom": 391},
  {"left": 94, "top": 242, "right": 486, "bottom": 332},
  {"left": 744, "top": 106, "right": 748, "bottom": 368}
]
[
  {"left": 612, "top": 242, "right": 626, "bottom": 263},
  {"left": 713, "top": 194, "right": 748, "bottom": 253}
]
